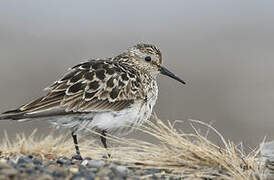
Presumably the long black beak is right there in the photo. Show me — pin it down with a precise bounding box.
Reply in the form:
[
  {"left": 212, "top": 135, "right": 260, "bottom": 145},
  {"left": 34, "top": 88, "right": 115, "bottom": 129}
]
[{"left": 160, "top": 66, "right": 185, "bottom": 84}]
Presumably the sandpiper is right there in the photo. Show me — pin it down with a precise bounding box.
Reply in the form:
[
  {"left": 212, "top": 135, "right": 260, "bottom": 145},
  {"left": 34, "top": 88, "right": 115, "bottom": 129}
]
[{"left": 0, "top": 43, "right": 185, "bottom": 160}]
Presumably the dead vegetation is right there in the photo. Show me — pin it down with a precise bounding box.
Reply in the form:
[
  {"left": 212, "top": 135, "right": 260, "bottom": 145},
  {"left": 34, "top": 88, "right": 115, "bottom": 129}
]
[{"left": 0, "top": 116, "right": 267, "bottom": 179}]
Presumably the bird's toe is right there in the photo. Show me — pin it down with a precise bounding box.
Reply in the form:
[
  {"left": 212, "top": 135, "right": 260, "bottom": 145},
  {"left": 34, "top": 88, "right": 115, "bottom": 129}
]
[{"left": 72, "top": 154, "right": 83, "bottom": 160}]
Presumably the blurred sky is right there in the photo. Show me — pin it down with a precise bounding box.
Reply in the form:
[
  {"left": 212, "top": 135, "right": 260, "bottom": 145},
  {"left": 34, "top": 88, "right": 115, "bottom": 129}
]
[{"left": 0, "top": 0, "right": 274, "bottom": 148}]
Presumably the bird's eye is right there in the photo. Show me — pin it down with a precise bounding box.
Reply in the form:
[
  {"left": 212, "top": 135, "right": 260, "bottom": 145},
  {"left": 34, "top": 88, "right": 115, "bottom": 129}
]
[{"left": 145, "top": 56, "right": 151, "bottom": 62}]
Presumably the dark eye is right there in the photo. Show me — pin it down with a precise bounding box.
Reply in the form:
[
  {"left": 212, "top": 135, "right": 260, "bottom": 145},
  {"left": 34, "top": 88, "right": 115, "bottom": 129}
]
[{"left": 145, "top": 56, "right": 151, "bottom": 62}]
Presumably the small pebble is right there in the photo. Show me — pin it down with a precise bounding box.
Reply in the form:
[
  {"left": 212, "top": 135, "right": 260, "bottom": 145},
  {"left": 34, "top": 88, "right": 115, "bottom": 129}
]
[
  {"left": 81, "top": 159, "right": 89, "bottom": 166},
  {"left": 114, "top": 165, "right": 129, "bottom": 177},
  {"left": 79, "top": 168, "right": 95, "bottom": 180},
  {"left": 108, "top": 162, "right": 117, "bottom": 169},
  {"left": 84, "top": 176, "right": 94, "bottom": 180},
  {"left": 33, "top": 158, "right": 42, "bottom": 165},
  {"left": 25, "top": 168, "right": 35, "bottom": 175},
  {"left": 57, "top": 157, "right": 70, "bottom": 165},
  {"left": 144, "top": 168, "right": 162, "bottom": 175},
  {"left": 88, "top": 168, "right": 98, "bottom": 172},
  {"left": 70, "top": 167, "right": 79, "bottom": 173},
  {"left": 47, "top": 164, "right": 58, "bottom": 174},
  {"left": 78, "top": 165, "right": 87, "bottom": 174},
  {"left": 35, "top": 164, "right": 45, "bottom": 172},
  {"left": 87, "top": 160, "right": 106, "bottom": 168},
  {"left": 16, "top": 155, "right": 32, "bottom": 164},
  {"left": 97, "top": 167, "right": 112, "bottom": 176},
  {"left": 39, "top": 174, "right": 54, "bottom": 180},
  {"left": 52, "top": 169, "right": 66, "bottom": 178},
  {"left": 3, "top": 168, "right": 17, "bottom": 177},
  {"left": 45, "top": 154, "right": 56, "bottom": 159},
  {"left": 71, "top": 174, "right": 85, "bottom": 180},
  {"left": 109, "top": 162, "right": 129, "bottom": 177},
  {"left": 0, "top": 162, "right": 11, "bottom": 169}
]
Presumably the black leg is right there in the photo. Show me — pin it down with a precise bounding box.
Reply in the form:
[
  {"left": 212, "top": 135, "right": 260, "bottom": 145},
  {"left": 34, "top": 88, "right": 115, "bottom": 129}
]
[
  {"left": 100, "top": 130, "right": 108, "bottom": 149},
  {"left": 71, "top": 132, "right": 83, "bottom": 160},
  {"left": 100, "top": 130, "right": 111, "bottom": 158}
]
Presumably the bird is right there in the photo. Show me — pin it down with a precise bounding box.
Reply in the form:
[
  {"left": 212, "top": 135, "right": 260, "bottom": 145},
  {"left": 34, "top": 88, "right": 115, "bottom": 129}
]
[{"left": 0, "top": 43, "right": 185, "bottom": 160}]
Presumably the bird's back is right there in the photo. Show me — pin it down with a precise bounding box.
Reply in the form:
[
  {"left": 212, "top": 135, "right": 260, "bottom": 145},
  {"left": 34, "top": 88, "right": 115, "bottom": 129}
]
[{"left": 0, "top": 59, "right": 149, "bottom": 122}]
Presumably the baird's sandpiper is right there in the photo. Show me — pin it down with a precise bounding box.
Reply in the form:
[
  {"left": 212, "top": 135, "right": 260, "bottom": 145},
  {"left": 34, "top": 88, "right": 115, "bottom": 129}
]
[{"left": 0, "top": 43, "right": 185, "bottom": 160}]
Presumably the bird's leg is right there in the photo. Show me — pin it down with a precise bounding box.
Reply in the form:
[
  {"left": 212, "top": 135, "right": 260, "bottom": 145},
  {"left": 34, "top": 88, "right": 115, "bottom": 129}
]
[
  {"left": 71, "top": 132, "right": 83, "bottom": 160},
  {"left": 100, "top": 130, "right": 111, "bottom": 158}
]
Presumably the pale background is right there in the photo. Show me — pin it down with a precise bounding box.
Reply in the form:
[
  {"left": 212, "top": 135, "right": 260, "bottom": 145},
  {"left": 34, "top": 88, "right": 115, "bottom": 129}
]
[{"left": 0, "top": 1, "right": 274, "bottom": 149}]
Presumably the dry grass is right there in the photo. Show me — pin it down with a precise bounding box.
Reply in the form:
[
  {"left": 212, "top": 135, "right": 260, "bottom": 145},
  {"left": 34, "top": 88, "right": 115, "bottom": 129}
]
[{"left": 0, "top": 116, "right": 265, "bottom": 179}]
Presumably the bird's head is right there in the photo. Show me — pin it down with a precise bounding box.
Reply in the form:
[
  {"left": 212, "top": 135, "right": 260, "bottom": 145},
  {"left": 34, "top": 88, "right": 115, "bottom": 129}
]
[{"left": 127, "top": 43, "right": 185, "bottom": 84}]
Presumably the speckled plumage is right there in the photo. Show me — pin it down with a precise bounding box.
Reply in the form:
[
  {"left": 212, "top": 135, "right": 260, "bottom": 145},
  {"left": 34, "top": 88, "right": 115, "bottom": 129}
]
[{"left": 1, "top": 43, "right": 185, "bottom": 159}]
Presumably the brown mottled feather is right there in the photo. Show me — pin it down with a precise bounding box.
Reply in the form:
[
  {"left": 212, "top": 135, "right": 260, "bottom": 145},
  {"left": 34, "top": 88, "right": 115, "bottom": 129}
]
[{"left": 14, "top": 59, "right": 146, "bottom": 115}]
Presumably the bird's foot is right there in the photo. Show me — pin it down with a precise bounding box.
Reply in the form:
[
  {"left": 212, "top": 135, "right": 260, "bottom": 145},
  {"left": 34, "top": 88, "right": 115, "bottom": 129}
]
[{"left": 72, "top": 154, "right": 83, "bottom": 160}]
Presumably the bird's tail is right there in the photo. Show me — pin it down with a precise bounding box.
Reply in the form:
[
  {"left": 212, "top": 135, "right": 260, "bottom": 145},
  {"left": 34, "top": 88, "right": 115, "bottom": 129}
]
[
  {"left": 0, "top": 109, "right": 27, "bottom": 121},
  {"left": 0, "top": 95, "right": 64, "bottom": 121},
  {"left": 0, "top": 107, "right": 79, "bottom": 122}
]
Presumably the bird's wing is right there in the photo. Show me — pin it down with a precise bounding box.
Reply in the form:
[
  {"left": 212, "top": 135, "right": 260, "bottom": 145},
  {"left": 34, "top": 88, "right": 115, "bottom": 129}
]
[{"left": 5, "top": 59, "right": 146, "bottom": 117}]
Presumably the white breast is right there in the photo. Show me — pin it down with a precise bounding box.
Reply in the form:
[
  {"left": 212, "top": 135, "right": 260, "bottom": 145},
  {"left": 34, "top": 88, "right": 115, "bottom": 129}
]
[{"left": 88, "top": 81, "right": 158, "bottom": 136}]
